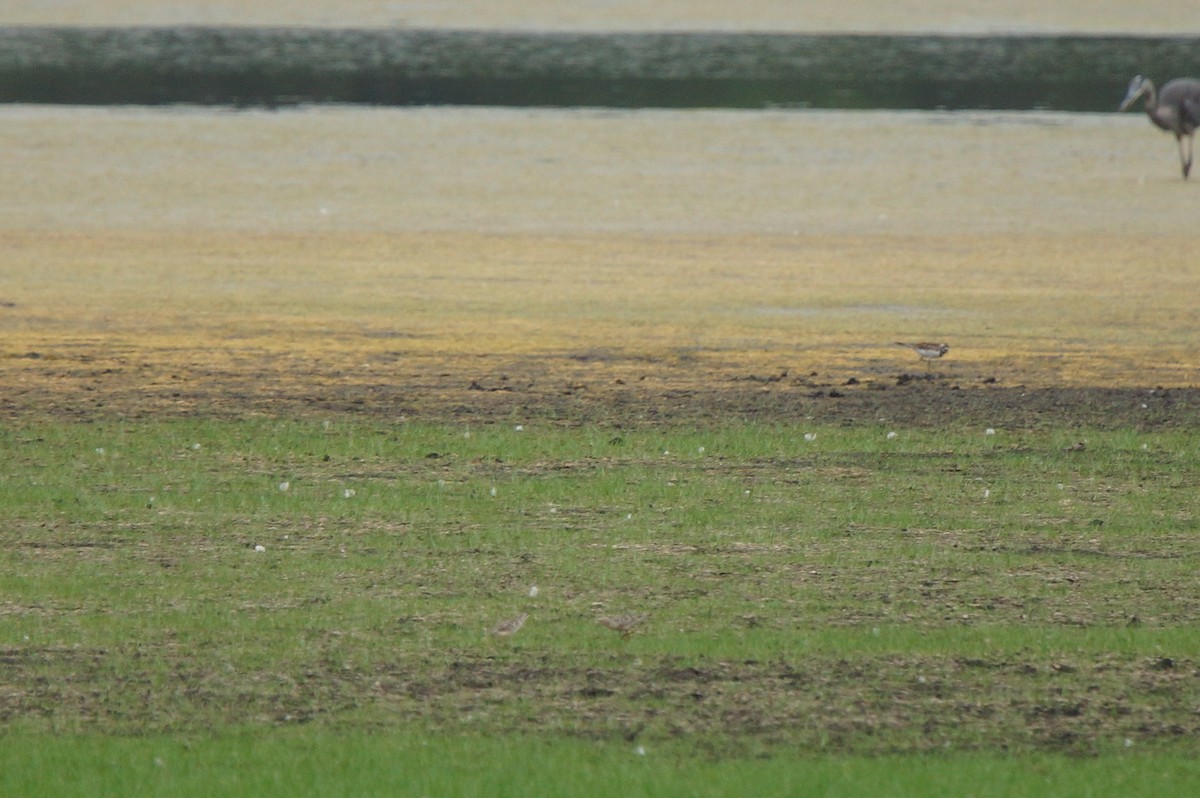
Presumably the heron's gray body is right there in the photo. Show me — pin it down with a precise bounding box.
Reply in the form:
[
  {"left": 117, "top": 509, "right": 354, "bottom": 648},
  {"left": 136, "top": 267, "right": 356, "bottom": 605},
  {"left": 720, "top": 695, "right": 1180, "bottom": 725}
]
[{"left": 1120, "top": 75, "right": 1200, "bottom": 179}]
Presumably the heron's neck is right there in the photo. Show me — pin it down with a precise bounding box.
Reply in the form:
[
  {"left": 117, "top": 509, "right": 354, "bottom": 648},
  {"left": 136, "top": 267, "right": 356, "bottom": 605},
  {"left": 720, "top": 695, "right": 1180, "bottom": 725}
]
[{"left": 1143, "top": 84, "right": 1158, "bottom": 112}]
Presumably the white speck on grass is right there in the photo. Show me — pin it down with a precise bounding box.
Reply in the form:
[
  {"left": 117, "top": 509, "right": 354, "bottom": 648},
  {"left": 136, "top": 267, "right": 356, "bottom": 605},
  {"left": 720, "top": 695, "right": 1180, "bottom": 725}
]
[
  {"left": 625, "top": 513, "right": 633, "bottom": 521},
  {"left": 514, "top": 424, "right": 524, "bottom": 432},
  {"left": 1124, "top": 738, "right": 1134, "bottom": 748},
  {"left": 490, "top": 486, "right": 498, "bottom": 497},
  {"left": 278, "top": 481, "right": 290, "bottom": 492},
  {"left": 886, "top": 431, "right": 897, "bottom": 440},
  {"left": 635, "top": 746, "right": 646, "bottom": 756},
  {"left": 342, "top": 488, "right": 356, "bottom": 499},
  {"left": 254, "top": 545, "right": 266, "bottom": 552},
  {"left": 804, "top": 433, "right": 817, "bottom": 442},
  {"left": 529, "top": 586, "right": 539, "bottom": 598},
  {"left": 982, "top": 489, "right": 990, "bottom": 499},
  {"left": 697, "top": 446, "right": 705, "bottom": 454},
  {"left": 985, "top": 428, "right": 996, "bottom": 436},
  {"left": 94, "top": 447, "right": 105, "bottom": 455}
]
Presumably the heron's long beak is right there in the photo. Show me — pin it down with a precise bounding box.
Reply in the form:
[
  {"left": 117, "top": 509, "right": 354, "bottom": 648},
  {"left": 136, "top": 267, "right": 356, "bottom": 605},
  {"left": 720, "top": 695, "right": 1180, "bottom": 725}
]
[{"left": 1118, "top": 84, "right": 1144, "bottom": 112}]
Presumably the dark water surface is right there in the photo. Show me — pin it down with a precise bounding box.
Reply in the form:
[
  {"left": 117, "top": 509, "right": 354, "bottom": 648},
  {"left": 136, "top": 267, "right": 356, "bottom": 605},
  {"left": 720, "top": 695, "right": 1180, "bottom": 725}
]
[{"left": 1, "top": 27, "right": 1197, "bottom": 110}]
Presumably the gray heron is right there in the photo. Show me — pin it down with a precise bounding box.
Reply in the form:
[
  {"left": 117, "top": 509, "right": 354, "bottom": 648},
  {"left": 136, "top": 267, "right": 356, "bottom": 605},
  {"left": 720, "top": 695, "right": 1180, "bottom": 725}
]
[{"left": 1119, "top": 75, "right": 1200, "bottom": 179}]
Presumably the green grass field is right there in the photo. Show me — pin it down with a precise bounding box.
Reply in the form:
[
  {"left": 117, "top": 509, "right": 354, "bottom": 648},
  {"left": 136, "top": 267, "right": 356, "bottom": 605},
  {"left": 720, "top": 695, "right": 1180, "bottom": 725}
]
[
  {"left": 4, "top": 733, "right": 1198, "bottom": 797},
  {"left": 2, "top": 418, "right": 1199, "bottom": 793}
]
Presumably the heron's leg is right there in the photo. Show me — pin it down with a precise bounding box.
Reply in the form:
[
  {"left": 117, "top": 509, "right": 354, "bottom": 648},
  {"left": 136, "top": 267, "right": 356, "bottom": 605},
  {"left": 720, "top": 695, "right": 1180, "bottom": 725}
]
[{"left": 1179, "top": 133, "right": 1193, "bottom": 179}]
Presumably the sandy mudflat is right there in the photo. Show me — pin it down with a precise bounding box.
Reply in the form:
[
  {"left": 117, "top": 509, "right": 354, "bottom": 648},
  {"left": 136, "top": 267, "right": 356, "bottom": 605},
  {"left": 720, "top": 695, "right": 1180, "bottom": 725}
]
[
  {"left": 4, "top": 1, "right": 1200, "bottom": 34},
  {"left": 1, "top": 104, "right": 1197, "bottom": 424}
]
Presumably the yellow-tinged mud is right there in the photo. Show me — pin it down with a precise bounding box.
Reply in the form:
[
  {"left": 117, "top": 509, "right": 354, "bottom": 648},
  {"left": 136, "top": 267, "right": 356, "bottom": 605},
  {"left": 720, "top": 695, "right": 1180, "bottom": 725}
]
[{"left": 1, "top": 229, "right": 1196, "bottom": 427}]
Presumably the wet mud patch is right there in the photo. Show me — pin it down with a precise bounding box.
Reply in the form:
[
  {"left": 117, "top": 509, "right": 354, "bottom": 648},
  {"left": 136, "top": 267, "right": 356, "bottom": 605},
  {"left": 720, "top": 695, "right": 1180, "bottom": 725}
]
[
  {"left": 3, "top": 645, "right": 1197, "bottom": 754},
  {"left": 2, "top": 342, "right": 1196, "bottom": 430}
]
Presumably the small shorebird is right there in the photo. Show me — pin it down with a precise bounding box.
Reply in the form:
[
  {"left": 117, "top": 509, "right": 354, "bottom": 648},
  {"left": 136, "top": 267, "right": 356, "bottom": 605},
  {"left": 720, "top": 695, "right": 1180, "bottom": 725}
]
[
  {"left": 896, "top": 342, "right": 949, "bottom": 367},
  {"left": 597, "top": 614, "right": 647, "bottom": 639},
  {"left": 489, "top": 613, "right": 528, "bottom": 638}
]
